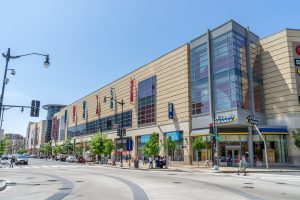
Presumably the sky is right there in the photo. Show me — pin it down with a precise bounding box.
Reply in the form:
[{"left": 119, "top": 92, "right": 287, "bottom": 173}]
[{"left": 0, "top": 0, "right": 299, "bottom": 136}]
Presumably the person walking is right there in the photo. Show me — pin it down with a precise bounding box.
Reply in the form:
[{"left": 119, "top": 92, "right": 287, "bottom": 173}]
[
  {"left": 242, "top": 155, "right": 247, "bottom": 176},
  {"left": 10, "top": 156, "right": 15, "bottom": 168},
  {"left": 237, "top": 154, "right": 241, "bottom": 175},
  {"left": 149, "top": 157, "right": 153, "bottom": 169}
]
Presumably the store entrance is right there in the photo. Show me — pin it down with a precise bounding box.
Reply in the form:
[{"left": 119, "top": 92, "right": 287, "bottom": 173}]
[{"left": 226, "top": 148, "right": 240, "bottom": 167}]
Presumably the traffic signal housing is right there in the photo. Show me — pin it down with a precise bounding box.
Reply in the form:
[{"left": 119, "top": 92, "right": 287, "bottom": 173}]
[{"left": 30, "top": 100, "right": 40, "bottom": 117}]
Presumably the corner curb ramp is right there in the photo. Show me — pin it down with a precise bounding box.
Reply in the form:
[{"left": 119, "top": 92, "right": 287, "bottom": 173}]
[{"left": 0, "top": 179, "right": 7, "bottom": 192}]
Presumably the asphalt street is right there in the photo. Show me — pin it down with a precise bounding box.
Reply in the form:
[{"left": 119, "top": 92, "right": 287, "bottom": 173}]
[{"left": 0, "top": 158, "right": 300, "bottom": 200}]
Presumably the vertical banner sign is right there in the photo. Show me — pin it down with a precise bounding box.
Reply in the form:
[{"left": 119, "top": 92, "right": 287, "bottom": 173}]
[
  {"left": 127, "top": 139, "right": 133, "bottom": 151},
  {"left": 96, "top": 95, "right": 101, "bottom": 116},
  {"left": 110, "top": 88, "right": 114, "bottom": 110},
  {"left": 72, "top": 106, "right": 76, "bottom": 122},
  {"left": 51, "top": 116, "right": 57, "bottom": 140},
  {"left": 168, "top": 102, "right": 174, "bottom": 119},
  {"left": 130, "top": 79, "right": 134, "bottom": 104},
  {"left": 64, "top": 110, "right": 68, "bottom": 124},
  {"left": 82, "top": 101, "right": 86, "bottom": 119}
]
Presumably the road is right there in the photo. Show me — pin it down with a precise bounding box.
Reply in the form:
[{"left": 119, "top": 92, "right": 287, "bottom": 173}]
[{"left": 1, "top": 158, "right": 300, "bottom": 200}]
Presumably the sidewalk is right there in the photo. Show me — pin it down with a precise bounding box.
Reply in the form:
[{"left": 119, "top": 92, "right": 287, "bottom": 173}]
[{"left": 97, "top": 161, "right": 300, "bottom": 173}]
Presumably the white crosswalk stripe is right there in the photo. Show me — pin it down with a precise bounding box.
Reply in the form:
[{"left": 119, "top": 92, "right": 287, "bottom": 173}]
[{"left": 0, "top": 164, "right": 91, "bottom": 170}]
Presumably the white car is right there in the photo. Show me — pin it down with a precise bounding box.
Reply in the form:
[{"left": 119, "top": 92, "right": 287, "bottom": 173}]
[
  {"left": 66, "top": 155, "right": 77, "bottom": 163},
  {"left": 1, "top": 155, "right": 9, "bottom": 164}
]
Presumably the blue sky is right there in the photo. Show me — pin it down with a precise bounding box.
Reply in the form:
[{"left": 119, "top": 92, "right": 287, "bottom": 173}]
[{"left": 0, "top": 0, "right": 299, "bottom": 136}]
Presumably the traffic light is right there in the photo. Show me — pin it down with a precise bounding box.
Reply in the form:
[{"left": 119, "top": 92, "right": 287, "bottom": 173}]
[
  {"left": 30, "top": 100, "right": 40, "bottom": 117},
  {"left": 107, "top": 119, "right": 112, "bottom": 130}
]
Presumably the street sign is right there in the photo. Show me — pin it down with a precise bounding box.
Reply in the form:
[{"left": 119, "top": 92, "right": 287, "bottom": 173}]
[
  {"left": 216, "top": 136, "right": 221, "bottom": 141},
  {"left": 117, "top": 128, "right": 126, "bottom": 137},
  {"left": 127, "top": 139, "right": 133, "bottom": 151},
  {"left": 247, "top": 115, "right": 259, "bottom": 125},
  {"left": 168, "top": 102, "right": 174, "bottom": 119},
  {"left": 30, "top": 100, "right": 40, "bottom": 117}
]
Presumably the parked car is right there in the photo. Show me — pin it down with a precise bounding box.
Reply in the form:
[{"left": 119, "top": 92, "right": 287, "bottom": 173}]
[
  {"left": 56, "top": 154, "right": 67, "bottom": 161},
  {"left": 15, "top": 155, "right": 28, "bottom": 165},
  {"left": 66, "top": 155, "right": 77, "bottom": 163},
  {"left": 78, "top": 157, "right": 86, "bottom": 163},
  {"left": 1, "top": 154, "right": 9, "bottom": 164}
]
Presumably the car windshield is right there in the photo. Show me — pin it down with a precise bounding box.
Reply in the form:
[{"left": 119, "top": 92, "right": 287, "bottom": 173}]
[{"left": 17, "top": 156, "right": 26, "bottom": 159}]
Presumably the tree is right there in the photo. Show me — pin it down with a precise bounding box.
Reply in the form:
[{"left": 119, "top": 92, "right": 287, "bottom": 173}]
[
  {"left": 163, "top": 136, "right": 176, "bottom": 157},
  {"left": 192, "top": 137, "right": 204, "bottom": 167},
  {"left": 293, "top": 129, "right": 300, "bottom": 149},
  {"left": 17, "top": 148, "right": 26, "bottom": 155},
  {"left": 40, "top": 143, "right": 51, "bottom": 156},
  {"left": 53, "top": 144, "right": 63, "bottom": 156},
  {"left": 75, "top": 141, "right": 84, "bottom": 156},
  {"left": 104, "top": 138, "right": 114, "bottom": 156},
  {"left": 0, "top": 136, "right": 8, "bottom": 155},
  {"left": 142, "top": 133, "right": 159, "bottom": 158},
  {"left": 63, "top": 137, "right": 73, "bottom": 154},
  {"left": 89, "top": 131, "right": 105, "bottom": 162}
]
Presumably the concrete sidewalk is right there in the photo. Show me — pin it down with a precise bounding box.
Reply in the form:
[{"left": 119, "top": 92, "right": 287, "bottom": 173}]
[{"left": 97, "top": 162, "right": 300, "bottom": 173}]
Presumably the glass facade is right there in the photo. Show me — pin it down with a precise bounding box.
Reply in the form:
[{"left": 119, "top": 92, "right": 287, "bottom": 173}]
[
  {"left": 59, "top": 115, "right": 66, "bottom": 142},
  {"left": 190, "top": 43, "right": 210, "bottom": 115},
  {"left": 212, "top": 31, "right": 249, "bottom": 112},
  {"left": 138, "top": 76, "right": 156, "bottom": 125},
  {"left": 67, "top": 110, "right": 132, "bottom": 137}
]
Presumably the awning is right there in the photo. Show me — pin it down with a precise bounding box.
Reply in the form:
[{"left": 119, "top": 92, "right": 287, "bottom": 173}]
[{"left": 258, "top": 127, "right": 289, "bottom": 135}]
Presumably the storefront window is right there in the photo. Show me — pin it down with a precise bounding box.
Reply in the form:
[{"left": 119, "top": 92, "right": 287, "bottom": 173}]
[{"left": 165, "top": 132, "right": 184, "bottom": 162}]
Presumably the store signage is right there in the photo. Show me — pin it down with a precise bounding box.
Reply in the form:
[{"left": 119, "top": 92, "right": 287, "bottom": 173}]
[
  {"left": 141, "top": 135, "right": 150, "bottom": 144},
  {"left": 127, "top": 139, "right": 133, "bottom": 151},
  {"left": 297, "top": 68, "right": 300, "bottom": 76},
  {"left": 168, "top": 102, "right": 174, "bottom": 119},
  {"left": 72, "top": 106, "right": 76, "bottom": 122},
  {"left": 296, "top": 45, "right": 300, "bottom": 56},
  {"left": 247, "top": 115, "right": 259, "bottom": 125},
  {"left": 130, "top": 79, "right": 134, "bottom": 104},
  {"left": 82, "top": 101, "right": 86, "bottom": 119},
  {"left": 51, "top": 116, "right": 57, "bottom": 140},
  {"left": 215, "top": 115, "right": 237, "bottom": 124},
  {"left": 64, "top": 110, "right": 67, "bottom": 123},
  {"left": 295, "top": 59, "right": 300, "bottom": 66},
  {"left": 165, "top": 131, "right": 182, "bottom": 141}
]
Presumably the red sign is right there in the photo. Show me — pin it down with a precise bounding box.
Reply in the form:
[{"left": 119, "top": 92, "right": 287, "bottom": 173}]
[
  {"left": 130, "top": 79, "right": 134, "bottom": 104},
  {"left": 296, "top": 45, "right": 300, "bottom": 56},
  {"left": 51, "top": 116, "right": 57, "bottom": 140},
  {"left": 72, "top": 106, "right": 76, "bottom": 122}
]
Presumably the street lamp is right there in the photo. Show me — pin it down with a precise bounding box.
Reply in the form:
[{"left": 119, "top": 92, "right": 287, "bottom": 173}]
[
  {"left": 0, "top": 48, "right": 50, "bottom": 127},
  {"left": 103, "top": 89, "right": 125, "bottom": 167}
]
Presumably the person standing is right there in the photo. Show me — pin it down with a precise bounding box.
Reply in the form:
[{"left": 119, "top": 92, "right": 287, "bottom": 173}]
[
  {"left": 149, "top": 157, "right": 153, "bottom": 169},
  {"left": 10, "top": 156, "right": 15, "bottom": 168},
  {"left": 242, "top": 155, "right": 247, "bottom": 176}
]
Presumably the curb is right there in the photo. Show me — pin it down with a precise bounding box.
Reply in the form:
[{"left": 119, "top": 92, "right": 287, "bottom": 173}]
[{"left": 0, "top": 180, "right": 7, "bottom": 192}]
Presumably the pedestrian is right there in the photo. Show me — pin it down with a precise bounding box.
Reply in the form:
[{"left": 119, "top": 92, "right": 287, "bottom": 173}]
[
  {"left": 125, "top": 154, "right": 128, "bottom": 163},
  {"left": 242, "top": 156, "right": 247, "bottom": 176},
  {"left": 149, "top": 157, "right": 153, "bottom": 169},
  {"left": 237, "top": 154, "right": 241, "bottom": 175},
  {"left": 10, "top": 156, "right": 15, "bottom": 168}
]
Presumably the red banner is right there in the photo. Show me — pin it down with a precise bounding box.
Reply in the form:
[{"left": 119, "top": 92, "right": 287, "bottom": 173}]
[
  {"left": 130, "top": 79, "right": 134, "bottom": 104},
  {"left": 51, "top": 116, "right": 57, "bottom": 140},
  {"left": 72, "top": 106, "right": 76, "bottom": 122}
]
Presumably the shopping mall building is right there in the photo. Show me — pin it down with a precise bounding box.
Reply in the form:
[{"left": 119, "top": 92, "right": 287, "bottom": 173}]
[{"left": 51, "top": 20, "right": 300, "bottom": 167}]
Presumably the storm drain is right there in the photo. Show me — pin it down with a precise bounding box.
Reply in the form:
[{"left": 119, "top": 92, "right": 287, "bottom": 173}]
[
  {"left": 58, "top": 187, "right": 72, "bottom": 190},
  {"left": 167, "top": 174, "right": 177, "bottom": 176},
  {"left": 76, "top": 181, "right": 84, "bottom": 183},
  {"left": 244, "top": 183, "right": 254, "bottom": 185},
  {"left": 243, "top": 186, "right": 254, "bottom": 189},
  {"left": 26, "top": 177, "right": 35, "bottom": 180},
  {"left": 48, "top": 180, "right": 58, "bottom": 182},
  {"left": 276, "top": 182, "right": 287, "bottom": 185},
  {"left": 173, "top": 182, "right": 182, "bottom": 184}
]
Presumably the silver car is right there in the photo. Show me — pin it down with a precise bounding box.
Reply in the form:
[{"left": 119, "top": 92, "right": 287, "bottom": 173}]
[
  {"left": 15, "top": 155, "right": 28, "bottom": 165},
  {"left": 66, "top": 155, "right": 77, "bottom": 163}
]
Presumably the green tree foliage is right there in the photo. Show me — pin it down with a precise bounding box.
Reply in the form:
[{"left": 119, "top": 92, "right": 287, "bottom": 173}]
[
  {"left": 0, "top": 136, "right": 8, "bottom": 155},
  {"left": 53, "top": 144, "right": 63, "bottom": 156},
  {"left": 17, "top": 148, "right": 26, "bottom": 155},
  {"left": 40, "top": 143, "right": 51, "bottom": 155},
  {"left": 104, "top": 138, "right": 114, "bottom": 155},
  {"left": 63, "top": 137, "right": 73, "bottom": 154},
  {"left": 142, "top": 133, "right": 159, "bottom": 158},
  {"left": 192, "top": 137, "right": 204, "bottom": 152},
  {"left": 75, "top": 141, "right": 84, "bottom": 155},
  {"left": 163, "top": 136, "right": 177, "bottom": 153},
  {"left": 89, "top": 131, "right": 105, "bottom": 156},
  {"left": 293, "top": 129, "right": 300, "bottom": 149}
]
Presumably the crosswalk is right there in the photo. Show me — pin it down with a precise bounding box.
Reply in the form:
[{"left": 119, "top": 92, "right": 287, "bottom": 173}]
[{"left": 0, "top": 164, "right": 96, "bottom": 170}]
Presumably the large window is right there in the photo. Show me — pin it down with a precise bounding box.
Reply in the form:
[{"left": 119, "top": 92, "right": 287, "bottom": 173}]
[
  {"left": 212, "top": 31, "right": 249, "bottom": 112},
  {"left": 68, "top": 110, "right": 132, "bottom": 137},
  {"left": 59, "top": 115, "right": 66, "bottom": 141},
  {"left": 138, "top": 76, "right": 156, "bottom": 125},
  {"left": 190, "top": 43, "right": 209, "bottom": 115}
]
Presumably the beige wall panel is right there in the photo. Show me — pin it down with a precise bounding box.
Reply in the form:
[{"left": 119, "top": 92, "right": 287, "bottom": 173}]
[{"left": 260, "top": 31, "right": 287, "bottom": 45}]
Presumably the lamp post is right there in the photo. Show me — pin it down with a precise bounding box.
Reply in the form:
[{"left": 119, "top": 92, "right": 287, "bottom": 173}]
[
  {"left": 1, "top": 48, "right": 49, "bottom": 125},
  {"left": 104, "top": 91, "right": 125, "bottom": 167}
]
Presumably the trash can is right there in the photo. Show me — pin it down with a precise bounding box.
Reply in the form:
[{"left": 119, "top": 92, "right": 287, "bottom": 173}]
[{"left": 134, "top": 160, "right": 139, "bottom": 169}]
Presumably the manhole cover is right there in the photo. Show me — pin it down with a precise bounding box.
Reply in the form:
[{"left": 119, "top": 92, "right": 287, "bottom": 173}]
[
  {"left": 244, "top": 183, "right": 254, "bottom": 185},
  {"left": 76, "top": 181, "right": 84, "bottom": 183},
  {"left": 243, "top": 186, "right": 254, "bottom": 189},
  {"left": 173, "top": 182, "right": 182, "bottom": 184},
  {"left": 32, "top": 183, "right": 41, "bottom": 186},
  {"left": 277, "top": 182, "right": 286, "bottom": 185},
  {"left": 48, "top": 180, "right": 58, "bottom": 182},
  {"left": 58, "top": 187, "right": 72, "bottom": 190}
]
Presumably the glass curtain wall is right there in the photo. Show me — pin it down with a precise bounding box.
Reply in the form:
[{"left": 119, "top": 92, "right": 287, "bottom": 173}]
[
  {"left": 190, "top": 43, "right": 210, "bottom": 115},
  {"left": 212, "top": 31, "right": 249, "bottom": 112}
]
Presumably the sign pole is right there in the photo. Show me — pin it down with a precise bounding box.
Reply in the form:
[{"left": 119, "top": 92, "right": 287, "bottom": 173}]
[{"left": 253, "top": 124, "right": 269, "bottom": 170}]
